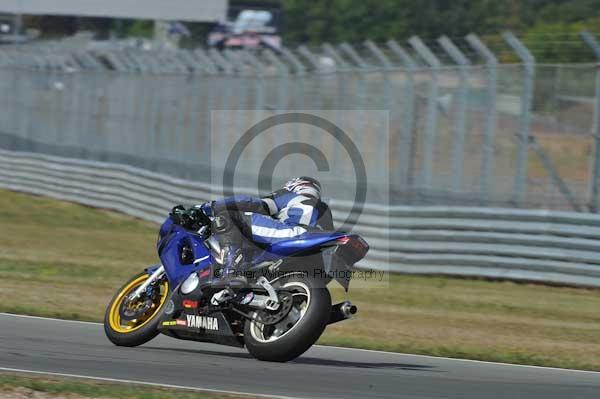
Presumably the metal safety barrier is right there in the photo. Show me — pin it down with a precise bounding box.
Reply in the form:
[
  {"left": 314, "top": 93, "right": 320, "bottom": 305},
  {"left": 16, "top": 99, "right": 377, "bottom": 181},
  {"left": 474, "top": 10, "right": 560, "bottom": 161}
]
[
  {"left": 3, "top": 31, "right": 600, "bottom": 211},
  {"left": 3, "top": 147, "right": 600, "bottom": 287}
]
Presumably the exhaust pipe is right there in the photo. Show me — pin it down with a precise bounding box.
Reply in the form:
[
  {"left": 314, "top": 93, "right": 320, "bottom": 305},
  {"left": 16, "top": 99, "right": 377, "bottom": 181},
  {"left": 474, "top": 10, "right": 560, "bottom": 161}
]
[
  {"left": 340, "top": 301, "right": 358, "bottom": 318},
  {"left": 328, "top": 301, "right": 358, "bottom": 325}
]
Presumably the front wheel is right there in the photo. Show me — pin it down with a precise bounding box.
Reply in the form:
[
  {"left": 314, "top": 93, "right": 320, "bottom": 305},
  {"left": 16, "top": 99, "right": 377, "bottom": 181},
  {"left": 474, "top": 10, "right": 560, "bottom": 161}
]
[
  {"left": 104, "top": 271, "right": 169, "bottom": 347},
  {"left": 244, "top": 273, "right": 331, "bottom": 362}
]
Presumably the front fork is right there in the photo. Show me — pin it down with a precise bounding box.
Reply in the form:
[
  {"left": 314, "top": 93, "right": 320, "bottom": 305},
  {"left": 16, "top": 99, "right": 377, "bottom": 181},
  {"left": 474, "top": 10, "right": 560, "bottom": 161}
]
[{"left": 129, "top": 265, "right": 165, "bottom": 300}]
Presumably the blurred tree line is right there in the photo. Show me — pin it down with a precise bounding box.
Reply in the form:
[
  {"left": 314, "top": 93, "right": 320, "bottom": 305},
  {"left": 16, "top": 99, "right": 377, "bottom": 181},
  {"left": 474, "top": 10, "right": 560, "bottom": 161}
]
[
  {"left": 20, "top": 0, "right": 600, "bottom": 61},
  {"left": 281, "top": 0, "right": 600, "bottom": 43}
]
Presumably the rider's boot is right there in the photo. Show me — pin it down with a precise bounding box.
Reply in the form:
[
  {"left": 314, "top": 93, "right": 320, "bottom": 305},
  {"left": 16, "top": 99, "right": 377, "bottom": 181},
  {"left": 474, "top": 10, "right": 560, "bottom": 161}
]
[{"left": 210, "top": 247, "right": 249, "bottom": 305}]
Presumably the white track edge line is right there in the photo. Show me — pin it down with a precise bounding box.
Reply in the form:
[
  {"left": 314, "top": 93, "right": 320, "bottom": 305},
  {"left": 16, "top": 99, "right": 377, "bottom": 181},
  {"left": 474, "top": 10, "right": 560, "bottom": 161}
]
[
  {"left": 312, "top": 345, "right": 600, "bottom": 375},
  {"left": 0, "top": 367, "right": 307, "bottom": 399},
  {"left": 3, "top": 312, "right": 599, "bottom": 375},
  {"left": 0, "top": 312, "right": 101, "bottom": 325}
]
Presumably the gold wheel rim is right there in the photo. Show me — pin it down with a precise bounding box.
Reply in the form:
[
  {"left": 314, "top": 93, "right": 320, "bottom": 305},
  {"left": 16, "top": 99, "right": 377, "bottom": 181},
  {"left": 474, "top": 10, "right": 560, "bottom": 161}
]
[{"left": 108, "top": 274, "right": 169, "bottom": 334}]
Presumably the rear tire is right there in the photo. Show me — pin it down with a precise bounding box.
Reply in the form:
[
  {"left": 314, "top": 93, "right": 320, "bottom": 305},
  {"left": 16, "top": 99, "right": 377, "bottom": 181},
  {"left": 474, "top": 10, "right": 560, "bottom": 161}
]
[
  {"left": 244, "top": 273, "right": 331, "bottom": 362},
  {"left": 104, "top": 272, "right": 169, "bottom": 347}
]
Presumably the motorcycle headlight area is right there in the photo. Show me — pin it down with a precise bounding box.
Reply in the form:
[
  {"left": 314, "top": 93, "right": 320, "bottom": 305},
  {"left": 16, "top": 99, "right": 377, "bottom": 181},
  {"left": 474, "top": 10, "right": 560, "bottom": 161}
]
[{"left": 181, "top": 272, "right": 200, "bottom": 294}]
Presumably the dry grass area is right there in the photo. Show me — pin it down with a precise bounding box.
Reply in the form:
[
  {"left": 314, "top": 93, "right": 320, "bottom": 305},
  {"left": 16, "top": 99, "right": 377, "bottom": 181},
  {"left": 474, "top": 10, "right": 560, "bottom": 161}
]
[
  {"left": 0, "top": 190, "right": 156, "bottom": 321},
  {"left": 326, "top": 276, "right": 600, "bottom": 370},
  {"left": 0, "top": 373, "right": 252, "bottom": 399},
  {"left": 1, "top": 189, "right": 600, "bottom": 370}
]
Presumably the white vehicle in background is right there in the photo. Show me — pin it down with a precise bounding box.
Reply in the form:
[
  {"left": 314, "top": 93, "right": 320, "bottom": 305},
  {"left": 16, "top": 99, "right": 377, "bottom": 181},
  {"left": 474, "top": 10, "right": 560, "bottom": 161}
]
[{"left": 208, "top": 6, "right": 282, "bottom": 51}]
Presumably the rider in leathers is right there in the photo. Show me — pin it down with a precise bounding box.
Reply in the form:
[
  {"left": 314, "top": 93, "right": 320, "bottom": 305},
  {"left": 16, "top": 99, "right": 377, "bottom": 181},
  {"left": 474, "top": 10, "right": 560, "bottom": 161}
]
[{"left": 194, "top": 177, "right": 332, "bottom": 303}]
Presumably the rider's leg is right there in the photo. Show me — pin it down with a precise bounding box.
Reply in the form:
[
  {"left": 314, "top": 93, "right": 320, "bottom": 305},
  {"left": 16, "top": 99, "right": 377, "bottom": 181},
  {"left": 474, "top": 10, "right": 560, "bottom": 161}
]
[
  {"left": 249, "top": 213, "right": 308, "bottom": 244},
  {"left": 211, "top": 211, "right": 250, "bottom": 275},
  {"left": 210, "top": 213, "right": 309, "bottom": 305},
  {"left": 209, "top": 211, "right": 252, "bottom": 304}
]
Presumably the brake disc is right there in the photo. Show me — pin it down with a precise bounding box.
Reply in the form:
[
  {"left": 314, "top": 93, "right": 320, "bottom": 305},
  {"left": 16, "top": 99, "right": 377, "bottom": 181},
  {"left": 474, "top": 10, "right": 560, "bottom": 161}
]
[{"left": 253, "top": 293, "right": 294, "bottom": 326}]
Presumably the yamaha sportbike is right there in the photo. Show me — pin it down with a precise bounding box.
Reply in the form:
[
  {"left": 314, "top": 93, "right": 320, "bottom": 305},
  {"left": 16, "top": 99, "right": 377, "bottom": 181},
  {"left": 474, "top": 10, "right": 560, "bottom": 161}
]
[{"left": 104, "top": 207, "right": 369, "bottom": 362}]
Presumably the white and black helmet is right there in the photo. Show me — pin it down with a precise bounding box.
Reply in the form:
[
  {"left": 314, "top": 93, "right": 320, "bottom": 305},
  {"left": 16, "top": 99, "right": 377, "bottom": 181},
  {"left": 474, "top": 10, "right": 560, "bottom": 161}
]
[{"left": 283, "top": 176, "right": 322, "bottom": 200}]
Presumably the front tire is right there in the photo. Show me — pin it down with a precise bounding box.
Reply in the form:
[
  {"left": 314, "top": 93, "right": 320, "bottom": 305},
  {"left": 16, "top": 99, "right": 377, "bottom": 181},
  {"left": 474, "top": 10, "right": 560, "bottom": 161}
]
[
  {"left": 104, "top": 272, "right": 169, "bottom": 347},
  {"left": 244, "top": 273, "right": 331, "bottom": 362}
]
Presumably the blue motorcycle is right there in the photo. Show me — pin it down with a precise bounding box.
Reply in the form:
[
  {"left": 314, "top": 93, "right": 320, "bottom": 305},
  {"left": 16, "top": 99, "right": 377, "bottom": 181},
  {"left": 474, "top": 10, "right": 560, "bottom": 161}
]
[{"left": 104, "top": 206, "right": 368, "bottom": 362}]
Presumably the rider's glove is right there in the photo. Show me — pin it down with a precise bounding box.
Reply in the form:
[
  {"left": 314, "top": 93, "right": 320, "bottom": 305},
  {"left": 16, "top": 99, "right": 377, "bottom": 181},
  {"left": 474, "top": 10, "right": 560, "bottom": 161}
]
[
  {"left": 170, "top": 204, "right": 211, "bottom": 230},
  {"left": 187, "top": 206, "right": 211, "bottom": 228},
  {"left": 193, "top": 202, "right": 214, "bottom": 217},
  {"left": 170, "top": 205, "right": 189, "bottom": 226}
]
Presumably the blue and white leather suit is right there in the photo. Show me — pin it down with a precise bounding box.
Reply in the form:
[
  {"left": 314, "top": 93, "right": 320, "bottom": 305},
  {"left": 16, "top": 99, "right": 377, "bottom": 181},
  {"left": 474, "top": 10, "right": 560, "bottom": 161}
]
[
  {"left": 203, "top": 189, "right": 332, "bottom": 242},
  {"left": 199, "top": 189, "right": 333, "bottom": 272}
]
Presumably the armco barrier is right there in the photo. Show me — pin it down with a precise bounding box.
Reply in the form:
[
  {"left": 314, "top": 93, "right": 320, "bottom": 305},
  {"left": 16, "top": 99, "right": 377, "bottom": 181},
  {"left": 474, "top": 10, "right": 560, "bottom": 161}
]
[{"left": 2, "top": 148, "right": 600, "bottom": 287}]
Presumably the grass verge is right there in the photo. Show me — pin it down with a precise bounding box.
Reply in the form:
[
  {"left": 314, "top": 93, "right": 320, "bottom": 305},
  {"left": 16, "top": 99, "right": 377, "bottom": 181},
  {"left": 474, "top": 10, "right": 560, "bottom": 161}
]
[
  {"left": 0, "top": 373, "right": 258, "bottom": 398},
  {"left": 1, "top": 189, "right": 600, "bottom": 370}
]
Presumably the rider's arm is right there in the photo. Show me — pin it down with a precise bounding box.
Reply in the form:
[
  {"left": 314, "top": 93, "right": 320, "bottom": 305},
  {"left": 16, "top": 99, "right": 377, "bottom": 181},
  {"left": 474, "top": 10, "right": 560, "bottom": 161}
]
[
  {"left": 260, "top": 189, "right": 287, "bottom": 216},
  {"left": 198, "top": 195, "right": 269, "bottom": 216},
  {"left": 315, "top": 201, "right": 334, "bottom": 230},
  {"left": 282, "top": 197, "right": 319, "bottom": 227}
]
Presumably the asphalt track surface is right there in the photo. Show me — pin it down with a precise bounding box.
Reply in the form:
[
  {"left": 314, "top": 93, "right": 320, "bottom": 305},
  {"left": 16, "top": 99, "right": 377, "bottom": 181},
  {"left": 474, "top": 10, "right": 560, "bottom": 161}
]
[{"left": 1, "top": 313, "right": 599, "bottom": 398}]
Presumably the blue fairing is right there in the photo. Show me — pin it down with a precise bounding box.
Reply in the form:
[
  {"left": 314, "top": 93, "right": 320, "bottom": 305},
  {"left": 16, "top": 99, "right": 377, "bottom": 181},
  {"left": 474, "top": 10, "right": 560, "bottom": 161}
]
[
  {"left": 267, "top": 231, "right": 347, "bottom": 257},
  {"left": 153, "top": 217, "right": 346, "bottom": 287},
  {"left": 156, "top": 217, "right": 212, "bottom": 287}
]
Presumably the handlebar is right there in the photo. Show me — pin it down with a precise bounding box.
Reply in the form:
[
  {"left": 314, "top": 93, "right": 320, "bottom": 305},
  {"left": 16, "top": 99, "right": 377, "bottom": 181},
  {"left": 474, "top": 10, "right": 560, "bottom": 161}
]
[{"left": 170, "top": 205, "right": 211, "bottom": 231}]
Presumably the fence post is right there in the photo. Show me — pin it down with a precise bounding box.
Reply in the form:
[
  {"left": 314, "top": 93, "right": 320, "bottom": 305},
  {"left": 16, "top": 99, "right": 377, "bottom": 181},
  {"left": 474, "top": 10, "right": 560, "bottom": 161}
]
[
  {"left": 297, "top": 45, "right": 322, "bottom": 71},
  {"left": 297, "top": 45, "right": 327, "bottom": 113},
  {"left": 338, "top": 42, "right": 369, "bottom": 164},
  {"left": 178, "top": 50, "right": 202, "bottom": 75},
  {"left": 581, "top": 31, "right": 600, "bottom": 212},
  {"left": 185, "top": 50, "right": 211, "bottom": 161},
  {"left": 320, "top": 42, "right": 349, "bottom": 110},
  {"left": 387, "top": 40, "right": 417, "bottom": 194},
  {"left": 409, "top": 36, "right": 441, "bottom": 192},
  {"left": 263, "top": 49, "right": 290, "bottom": 112},
  {"left": 220, "top": 49, "right": 244, "bottom": 115},
  {"left": 209, "top": 49, "right": 235, "bottom": 117},
  {"left": 322, "top": 42, "right": 351, "bottom": 70},
  {"left": 320, "top": 43, "right": 347, "bottom": 172},
  {"left": 263, "top": 49, "right": 294, "bottom": 177},
  {"left": 295, "top": 45, "right": 325, "bottom": 158},
  {"left": 12, "top": 61, "right": 24, "bottom": 143},
  {"left": 503, "top": 31, "right": 535, "bottom": 207},
  {"left": 365, "top": 40, "right": 394, "bottom": 189},
  {"left": 244, "top": 51, "right": 268, "bottom": 169},
  {"left": 216, "top": 49, "right": 242, "bottom": 169},
  {"left": 466, "top": 33, "right": 498, "bottom": 205},
  {"left": 242, "top": 50, "right": 266, "bottom": 111},
  {"left": 280, "top": 47, "right": 307, "bottom": 145},
  {"left": 280, "top": 47, "right": 306, "bottom": 76},
  {"left": 339, "top": 42, "right": 369, "bottom": 69},
  {"left": 193, "top": 48, "right": 219, "bottom": 74},
  {"left": 365, "top": 39, "right": 393, "bottom": 68},
  {"left": 439, "top": 36, "right": 471, "bottom": 192}
]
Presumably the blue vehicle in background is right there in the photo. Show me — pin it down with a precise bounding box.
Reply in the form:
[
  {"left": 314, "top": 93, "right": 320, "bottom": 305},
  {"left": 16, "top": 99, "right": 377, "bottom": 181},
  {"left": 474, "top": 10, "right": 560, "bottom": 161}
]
[{"left": 104, "top": 205, "right": 368, "bottom": 362}]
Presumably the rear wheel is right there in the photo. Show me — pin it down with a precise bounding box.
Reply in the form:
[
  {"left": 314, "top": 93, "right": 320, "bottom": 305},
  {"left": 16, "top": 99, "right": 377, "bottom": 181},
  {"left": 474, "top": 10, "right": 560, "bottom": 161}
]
[
  {"left": 244, "top": 273, "right": 331, "bottom": 362},
  {"left": 104, "top": 272, "right": 169, "bottom": 347}
]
